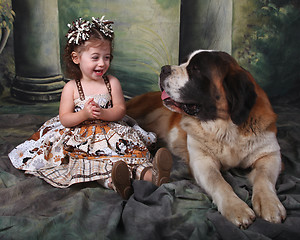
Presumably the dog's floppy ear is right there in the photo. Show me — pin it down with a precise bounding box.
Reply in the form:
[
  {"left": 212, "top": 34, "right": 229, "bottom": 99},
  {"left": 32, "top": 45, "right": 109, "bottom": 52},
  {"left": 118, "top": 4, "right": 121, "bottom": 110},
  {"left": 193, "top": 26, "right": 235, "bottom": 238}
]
[{"left": 223, "top": 70, "right": 257, "bottom": 125}]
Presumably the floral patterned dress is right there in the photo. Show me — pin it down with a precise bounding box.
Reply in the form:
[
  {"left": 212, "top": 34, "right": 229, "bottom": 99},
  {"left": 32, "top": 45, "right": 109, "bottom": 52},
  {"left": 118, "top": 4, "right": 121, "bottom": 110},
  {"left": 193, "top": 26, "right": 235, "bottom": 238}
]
[{"left": 8, "top": 77, "right": 156, "bottom": 188}]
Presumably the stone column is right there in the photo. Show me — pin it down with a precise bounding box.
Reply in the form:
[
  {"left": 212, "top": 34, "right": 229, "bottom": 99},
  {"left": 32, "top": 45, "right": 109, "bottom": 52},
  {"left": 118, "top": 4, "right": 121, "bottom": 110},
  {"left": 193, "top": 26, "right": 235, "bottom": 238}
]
[
  {"left": 179, "top": 0, "right": 232, "bottom": 63},
  {"left": 11, "top": 0, "right": 64, "bottom": 102}
]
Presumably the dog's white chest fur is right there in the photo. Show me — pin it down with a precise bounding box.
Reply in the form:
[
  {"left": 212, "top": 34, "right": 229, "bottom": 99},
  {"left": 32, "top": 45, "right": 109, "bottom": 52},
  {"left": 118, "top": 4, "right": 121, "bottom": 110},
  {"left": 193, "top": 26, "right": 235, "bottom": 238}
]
[{"left": 180, "top": 117, "right": 280, "bottom": 170}]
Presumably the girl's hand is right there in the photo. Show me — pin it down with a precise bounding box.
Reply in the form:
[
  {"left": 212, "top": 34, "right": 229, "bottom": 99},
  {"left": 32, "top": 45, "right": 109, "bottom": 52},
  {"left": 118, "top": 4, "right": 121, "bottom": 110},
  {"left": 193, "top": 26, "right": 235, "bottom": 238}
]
[
  {"left": 90, "top": 100, "right": 103, "bottom": 119},
  {"left": 84, "top": 98, "right": 104, "bottom": 119},
  {"left": 83, "top": 98, "right": 98, "bottom": 119}
]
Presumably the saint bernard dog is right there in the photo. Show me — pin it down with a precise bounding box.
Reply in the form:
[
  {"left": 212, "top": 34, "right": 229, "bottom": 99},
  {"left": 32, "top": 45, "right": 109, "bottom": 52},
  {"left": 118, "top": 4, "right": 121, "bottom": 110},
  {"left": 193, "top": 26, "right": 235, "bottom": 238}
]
[{"left": 126, "top": 50, "right": 286, "bottom": 229}]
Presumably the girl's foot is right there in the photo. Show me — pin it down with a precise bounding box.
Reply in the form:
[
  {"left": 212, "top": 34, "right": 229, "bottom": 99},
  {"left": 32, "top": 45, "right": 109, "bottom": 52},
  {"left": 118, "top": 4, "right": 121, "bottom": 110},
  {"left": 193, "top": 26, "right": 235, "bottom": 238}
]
[
  {"left": 152, "top": 148, "right": 173, "bottom": 186},
  {"left": 111, "top": 161, "right": 133, "bottom": 200}
]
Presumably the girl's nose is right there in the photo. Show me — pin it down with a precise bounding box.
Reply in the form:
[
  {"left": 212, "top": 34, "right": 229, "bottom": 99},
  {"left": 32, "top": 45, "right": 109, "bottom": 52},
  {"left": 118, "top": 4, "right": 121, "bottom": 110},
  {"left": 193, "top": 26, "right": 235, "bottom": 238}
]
[{"left": 98, "top": 58, "right": 104, "bottom": 66}]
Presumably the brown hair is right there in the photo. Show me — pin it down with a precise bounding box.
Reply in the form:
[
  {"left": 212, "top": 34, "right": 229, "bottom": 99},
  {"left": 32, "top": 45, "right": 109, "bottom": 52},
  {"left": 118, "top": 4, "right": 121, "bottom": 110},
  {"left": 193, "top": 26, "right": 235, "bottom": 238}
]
[{"left": 63, "top": 27, "right": 114, "bottom": 80}]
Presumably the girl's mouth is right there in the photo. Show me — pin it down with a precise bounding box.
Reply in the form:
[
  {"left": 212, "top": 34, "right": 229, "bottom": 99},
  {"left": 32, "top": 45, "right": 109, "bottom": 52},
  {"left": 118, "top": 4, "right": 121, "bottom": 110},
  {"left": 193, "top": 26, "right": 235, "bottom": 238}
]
[{"left": 94, "top": 70, "right": 104, "bottom": 76}]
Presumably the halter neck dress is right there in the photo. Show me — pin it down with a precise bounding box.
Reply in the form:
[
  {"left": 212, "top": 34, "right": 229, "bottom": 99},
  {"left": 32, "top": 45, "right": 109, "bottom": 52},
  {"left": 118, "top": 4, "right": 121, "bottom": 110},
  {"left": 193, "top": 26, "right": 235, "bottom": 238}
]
[{"left": 8, "top": 76, "right": 155, "bottom": 188}]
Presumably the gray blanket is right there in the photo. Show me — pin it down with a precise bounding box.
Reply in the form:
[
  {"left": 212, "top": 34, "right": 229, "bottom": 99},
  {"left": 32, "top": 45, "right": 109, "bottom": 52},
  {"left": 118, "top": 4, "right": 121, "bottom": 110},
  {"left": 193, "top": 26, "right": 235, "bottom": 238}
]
[{"left": 0, "top": 102, "right": 300, "bottom": 240}]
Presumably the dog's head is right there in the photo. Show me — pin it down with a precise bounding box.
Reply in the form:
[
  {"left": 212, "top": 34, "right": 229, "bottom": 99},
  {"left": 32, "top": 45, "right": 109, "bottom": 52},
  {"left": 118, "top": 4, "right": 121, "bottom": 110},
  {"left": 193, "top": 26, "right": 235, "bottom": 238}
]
[{"left": 159, "top": 50, "right": 257, "bottom": 125}]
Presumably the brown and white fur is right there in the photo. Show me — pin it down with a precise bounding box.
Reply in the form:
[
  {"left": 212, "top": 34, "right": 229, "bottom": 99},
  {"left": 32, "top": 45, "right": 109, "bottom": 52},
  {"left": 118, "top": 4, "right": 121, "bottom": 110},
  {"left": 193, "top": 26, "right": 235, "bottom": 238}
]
[{"left": 126, "top": 50, "right": 286, "bottom": 229}]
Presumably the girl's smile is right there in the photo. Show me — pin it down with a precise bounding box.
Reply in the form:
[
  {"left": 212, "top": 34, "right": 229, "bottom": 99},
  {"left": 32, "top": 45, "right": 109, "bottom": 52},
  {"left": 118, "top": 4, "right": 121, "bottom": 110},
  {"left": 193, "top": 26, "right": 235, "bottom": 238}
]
[{"left": 94, "top": 69, "right": 104, "bottom": 76}]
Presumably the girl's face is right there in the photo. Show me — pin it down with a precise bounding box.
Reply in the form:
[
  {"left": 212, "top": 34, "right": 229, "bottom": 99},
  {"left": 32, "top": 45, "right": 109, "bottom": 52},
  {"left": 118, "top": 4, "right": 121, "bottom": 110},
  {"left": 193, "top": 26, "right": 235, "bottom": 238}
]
[{"left": 72, "top": 39, "right": 112, "bottom": 81}]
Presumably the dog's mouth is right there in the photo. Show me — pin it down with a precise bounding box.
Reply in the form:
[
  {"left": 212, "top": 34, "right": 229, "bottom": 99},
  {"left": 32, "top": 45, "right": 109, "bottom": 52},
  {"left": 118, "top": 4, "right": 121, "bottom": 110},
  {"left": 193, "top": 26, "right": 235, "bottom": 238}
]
[
  {"left": 161, "top": 90, "right": 183, "bottom": 113},
  {"left": 161, "top": 90, "right": 201, "bottom": 116}
]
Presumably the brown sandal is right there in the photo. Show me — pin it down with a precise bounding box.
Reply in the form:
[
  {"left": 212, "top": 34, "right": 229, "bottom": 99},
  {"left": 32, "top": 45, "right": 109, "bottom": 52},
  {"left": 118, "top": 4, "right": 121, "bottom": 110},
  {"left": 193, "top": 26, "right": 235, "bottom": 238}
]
[
  {"left": 111, "top": 161, "right": 133, "bottom": 200},
  {"left": 152, "top": 148, "right": 173, "bottom": 186}
]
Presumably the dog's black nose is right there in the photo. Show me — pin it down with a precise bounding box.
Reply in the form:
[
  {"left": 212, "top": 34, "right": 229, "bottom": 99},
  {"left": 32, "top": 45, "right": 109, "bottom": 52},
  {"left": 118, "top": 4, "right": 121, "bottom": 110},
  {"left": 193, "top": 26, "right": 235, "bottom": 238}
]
[{"left": 160, "top": 65, "right": 172, "bottom": 81}]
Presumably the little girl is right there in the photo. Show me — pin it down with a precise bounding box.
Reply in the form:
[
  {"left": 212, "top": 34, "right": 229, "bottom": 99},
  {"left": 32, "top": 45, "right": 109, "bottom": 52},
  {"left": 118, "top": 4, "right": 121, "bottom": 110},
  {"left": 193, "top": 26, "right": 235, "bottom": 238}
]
[{"left": 8, "top": 16, "right": 172, "bottom": 200}]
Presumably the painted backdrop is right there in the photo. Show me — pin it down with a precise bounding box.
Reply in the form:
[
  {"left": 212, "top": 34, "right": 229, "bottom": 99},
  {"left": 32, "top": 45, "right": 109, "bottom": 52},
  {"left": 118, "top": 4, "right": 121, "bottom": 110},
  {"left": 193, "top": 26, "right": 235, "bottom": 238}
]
[
  {"left": 0, "top": 0, "right": 299, "bottom": 116},
  {"left": 57, "top": 0, "right": 181, "bottom": 97}
]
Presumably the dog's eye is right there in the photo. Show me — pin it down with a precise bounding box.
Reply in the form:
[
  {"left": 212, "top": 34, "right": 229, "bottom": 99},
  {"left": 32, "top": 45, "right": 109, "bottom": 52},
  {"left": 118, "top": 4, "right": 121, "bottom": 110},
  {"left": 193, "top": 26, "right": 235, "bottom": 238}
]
[{"left": 192, "top": 65, "right": 200, "bottom": 72}]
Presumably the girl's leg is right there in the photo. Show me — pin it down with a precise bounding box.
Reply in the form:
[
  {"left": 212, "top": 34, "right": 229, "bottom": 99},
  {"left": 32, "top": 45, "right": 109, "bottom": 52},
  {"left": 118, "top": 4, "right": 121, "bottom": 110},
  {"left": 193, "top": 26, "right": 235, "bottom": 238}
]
[
  {"left": 142, "top": 168, "right": 153, "bottom": 182},
  {"left": 97, "top": 178, "right": 113, "bottom": 189}
]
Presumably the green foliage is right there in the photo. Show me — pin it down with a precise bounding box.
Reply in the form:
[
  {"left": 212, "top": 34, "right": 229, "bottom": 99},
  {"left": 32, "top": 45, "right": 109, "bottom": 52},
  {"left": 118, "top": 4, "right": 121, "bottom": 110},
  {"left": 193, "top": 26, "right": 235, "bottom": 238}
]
[
  {"left": 251, "top": 1, "right": 300, "bottom": 95},
  {"left": 233, "top": 0, "right": 300, "bottom": 96},
  {"left": 0, "top": 0, "right": 15, "bottom": 29}
]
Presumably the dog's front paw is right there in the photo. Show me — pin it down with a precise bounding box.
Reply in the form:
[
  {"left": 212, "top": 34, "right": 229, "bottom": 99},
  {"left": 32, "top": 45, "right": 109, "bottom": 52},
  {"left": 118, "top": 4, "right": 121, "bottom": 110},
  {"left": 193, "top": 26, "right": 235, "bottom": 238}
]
[
  {"left": 220, "top": 197, "right": 256, "bottom": 229},
  {"left": 252, "top": 191, "right": 286, "bottom": 223}
]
